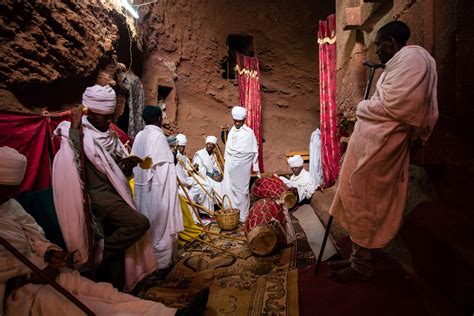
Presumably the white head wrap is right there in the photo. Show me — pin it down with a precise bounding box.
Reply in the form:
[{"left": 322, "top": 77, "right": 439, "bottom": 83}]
[
  {"left": 205, "top": 136, "right": 217, "bottom": 144},
  {"left": 82, "top": 85, "right": 116, "bottom": 114},
  {"left": 288, "top": 155, "right": 304, "bottom": 168},
  {"left": 0, "top": 146, "right": 27, "bottom": 185},
  {"left": 231, "top": 106, "right": 247, "bottom": 120},
  {"left": 176, "top": 133, "right": 187, "bottom": 146}
]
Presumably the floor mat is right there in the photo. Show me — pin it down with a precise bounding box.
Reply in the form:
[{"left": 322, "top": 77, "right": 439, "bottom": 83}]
[{"left": 139, "top": 214, "right": 315, "bottom": 315}]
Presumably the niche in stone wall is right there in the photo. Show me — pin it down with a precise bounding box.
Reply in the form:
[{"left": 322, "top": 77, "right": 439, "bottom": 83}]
[{"left": 221, "top": 34, "right": 254, "bottom": 80}]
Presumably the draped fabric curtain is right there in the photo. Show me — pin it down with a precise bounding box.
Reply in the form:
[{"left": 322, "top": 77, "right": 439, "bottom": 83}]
[
  {"left": 318, "top": 14, "right": 340, "bottom": 188},
  {"left": 0, "top": 110, "right": 130, "bottom": 194},
  {"left": 236, "top": 53, "right": 264, "bottom": 172}
]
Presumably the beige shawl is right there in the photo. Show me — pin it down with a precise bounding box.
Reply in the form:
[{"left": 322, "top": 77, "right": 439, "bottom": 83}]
[{"left": 330, "top": 46, "right": 438, "bottom": 248}]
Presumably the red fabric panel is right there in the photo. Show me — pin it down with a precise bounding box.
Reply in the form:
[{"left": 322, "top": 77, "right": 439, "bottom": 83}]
[
  {"left": 236, "top": 53, "right": 264, "bottom": 172},
  {"left": 0, "top": 111, "right": 53, "bottom": 194},
  {"left": 318, "top": 14, "right": 340, "bottom": 188},
  {"left": 0, "top": 110, "right": 131, "bottom": 194}
]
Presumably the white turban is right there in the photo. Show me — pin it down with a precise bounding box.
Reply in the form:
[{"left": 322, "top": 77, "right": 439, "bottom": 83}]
[
  {"left": 176, "top": 133, "right": 187, "bottom": 146},
  {"left": 231, "top": 106, "right": 247, "bottom": 120},
  {"left": 0, "top": 146, "right": 27, "bottom": 185},
  {"left": 288, "top": 155, "right": 304, "bottom": 168},
  {"left": 82, "top": 85, "right": 116, "bottom": 114},
  {"left": 205, "top": 135, "right": 217, "bottom": 144}
]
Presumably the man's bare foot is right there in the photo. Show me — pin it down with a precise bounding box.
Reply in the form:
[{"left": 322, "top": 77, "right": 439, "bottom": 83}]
[
  {"left": 327, "top": 259, "right": 351, "bottom": 271},
  {"left": 329, "top": 266, "right": 371, "bottom": 283}
]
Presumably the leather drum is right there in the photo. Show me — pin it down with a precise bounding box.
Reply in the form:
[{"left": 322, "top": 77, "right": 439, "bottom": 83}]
[
  {"left": 244, "top": 198, "right": 286, "bottom": 256},
  {"left": 251, "top": 176, "right": 297, "bottom": 209}
]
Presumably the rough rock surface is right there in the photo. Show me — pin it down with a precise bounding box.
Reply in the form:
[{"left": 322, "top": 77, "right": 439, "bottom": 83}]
[
  {"left": 0, "top": 0, "right": 138, "bottom": 112},
  {"left": 138, "top": 0, "right": 334, "bottom": 172}
]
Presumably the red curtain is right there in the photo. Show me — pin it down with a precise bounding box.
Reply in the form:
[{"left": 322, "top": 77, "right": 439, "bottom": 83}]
[
  {"left": 318, "top": 14, "right": 340, "bottom": 188},
  {"left": 236, "top": 53, "right": 264, "bottom": 172},
  {"left": 0, "top": 110, "right": 130, "bottom": 194}
]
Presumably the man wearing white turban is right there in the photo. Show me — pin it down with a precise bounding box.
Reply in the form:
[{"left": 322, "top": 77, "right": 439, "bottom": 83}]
[
  {"left": 174, "top": 134, "right": 215, "bottom": 216},
  {"left": 52, "top": 85, "right": 154, "bottom": 290},
  {"left": 192, "top": 136, "right": 224, "bottom": 210},
  {"left": 0, "top": 147, "right": 208, "bottom": 316},
  {"left": 279, "top": 155, "right": 317, "bottom": 203},
  {"left": 223, "top": 106, "right": 260, "bottom": 221}
]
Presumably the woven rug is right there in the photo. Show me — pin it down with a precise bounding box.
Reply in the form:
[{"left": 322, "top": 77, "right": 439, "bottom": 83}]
[{"left": 139, "top": 214, "right": 315, "bottom": 315}]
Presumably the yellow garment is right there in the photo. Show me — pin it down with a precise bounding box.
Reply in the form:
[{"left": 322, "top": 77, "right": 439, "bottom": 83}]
[
  {"left": 129, "top": 178, "right": 134, "bottom": 196},
  {"left": 178, "top": 195, "right": 202, "bottom": 247}
]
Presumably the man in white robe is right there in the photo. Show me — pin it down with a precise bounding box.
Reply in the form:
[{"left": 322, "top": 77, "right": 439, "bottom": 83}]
[
  {"left": 280, "top": 155, "right": 317, "bottom": 203},
  {"left": 52, "top": 85, "right": 155, "bottom": 291},
  {"left": 223, "top": 106, "right": 260, "bottom": 221},
  {"left": 0, "top": 146, "right": 194, "bottom": 316},
  {"left": 328, "top": 21, "right": 438, "bottom": 282},
  {"left": 133, "top": 106, "right": 184, "bottom": 270},
  {"left": 175, "top": 134, "right": 215, "bottom": 213},
  {"left": 193, "top": 135, "right": 223, "bottom": 204}
]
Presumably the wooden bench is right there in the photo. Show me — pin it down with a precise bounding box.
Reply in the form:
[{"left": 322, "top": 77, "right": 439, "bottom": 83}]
[{"left": 285, "top": 150, "right": 310, "bottom": 162}]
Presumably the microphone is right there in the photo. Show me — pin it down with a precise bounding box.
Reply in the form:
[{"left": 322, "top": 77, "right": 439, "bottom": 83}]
[{"left": 363, "top": 61, "right": 385, "bottom": 69}]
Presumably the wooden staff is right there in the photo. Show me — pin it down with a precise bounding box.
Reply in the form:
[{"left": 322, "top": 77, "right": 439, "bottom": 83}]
[
  {"left": 79, "top": 127, "right": 95, "bottom": 280},
  {"left": 182, "top": 197, "right": 214, "bottom": 217},
  {"left": 177, "top": 177, "right": 215, "bottom": 245},
  {"left": 214, "top": 143, "right": 225, "bottom": 175},
  {"left": 0, "top": 237, "right": 95, "bottom": 316},
  {"left": 179, "top": 231, "right": 243, "bottom": 259},
  {"left": 177, "top": 158, "right": 223, "bottom": 209}
]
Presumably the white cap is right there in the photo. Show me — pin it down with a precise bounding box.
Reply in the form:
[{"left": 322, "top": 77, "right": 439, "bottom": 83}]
[
  {"left": 205, "top": 135, "right": 217, "bottom": 144},
  {"left": 231, "top": 106, "right": 246, "bottom": 120},
  {"left": 0, "top": 146, "right": 27, "bottom": 185},
  {"left": 82, "top": 85, "right": 116, "bottom": 114},
  {"left": 288, "top": 155, "right": 304, "bottom": 168},
  {"left": 176, "top": 133, "right": 187, "bottom": 146}
]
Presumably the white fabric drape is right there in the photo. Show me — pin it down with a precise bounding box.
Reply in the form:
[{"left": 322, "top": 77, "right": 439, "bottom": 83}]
[{"left": 309, "top": 128, "right": 323, "bottom": 188}]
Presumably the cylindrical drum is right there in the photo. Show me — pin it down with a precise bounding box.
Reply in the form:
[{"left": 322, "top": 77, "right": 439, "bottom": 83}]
[
  {"left": 245, "top": 198, "right": 286, "bottom": 256},
  {"left": 251, "top": 176, "right": 297, "bottom": 209}
]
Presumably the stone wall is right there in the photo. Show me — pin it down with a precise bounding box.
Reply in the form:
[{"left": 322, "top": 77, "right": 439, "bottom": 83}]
[
  {"left": 0, "top": 0, "right": 139, "bottom": 114},
  {"left": 335, "top": 0, "right": 472, "bottom": 167},
  {"left": 138, "top": 0, "right": 334, "bottom": 172}
]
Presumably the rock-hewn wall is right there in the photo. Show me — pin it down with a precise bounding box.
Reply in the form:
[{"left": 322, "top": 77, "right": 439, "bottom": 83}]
[
  {"left": 138, "top": 0, "right": 334, "bottom": 172},
  {"left": 0, "top": 0, "right": 138, "bottom": 113},
  {"left": 335, "top": 0, "right": 472, "bottom": 167}
]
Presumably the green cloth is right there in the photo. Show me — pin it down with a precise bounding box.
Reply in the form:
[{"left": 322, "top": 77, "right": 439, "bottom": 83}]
[{"left": 16, "top": 187, "right": 67, "bottom": 250}]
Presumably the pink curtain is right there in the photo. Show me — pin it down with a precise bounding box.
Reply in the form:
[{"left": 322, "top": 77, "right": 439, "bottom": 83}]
[
  {"left": 318, "top": 14, "right": 340, "bottom": 188},
  {"left": 0, "top": 110, "right": 130, "bottom": 194},
  {"left": 236, "top": 53, "right": 264, "bottom": 172}
]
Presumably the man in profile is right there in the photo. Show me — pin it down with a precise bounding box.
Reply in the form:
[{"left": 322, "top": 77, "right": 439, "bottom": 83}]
[{"left": 328, "top": 21, "right": 438, "bottom": 282}]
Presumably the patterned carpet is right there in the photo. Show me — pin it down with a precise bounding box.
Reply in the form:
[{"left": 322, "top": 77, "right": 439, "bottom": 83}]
[{"left": 138, "top": 213, "right": 315, "bottom": 315}]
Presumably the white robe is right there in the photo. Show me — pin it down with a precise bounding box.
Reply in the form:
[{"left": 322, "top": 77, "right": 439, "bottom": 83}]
[
  {"left": 133, "top": 125, "right": 184, "bottom": 269},
  {"left": 193, "top": 148, "right": 223, "bottom": 198},
  {"left": 280, "top": 169, "right": 316, "bottom": 202},
  {"left": 223, "top": 124, "right": 259, "bottom": 221},
  {"left": 52, "top": 117, "right": 156, "bottom": 291},
  {"left": 309, "top": 128, "right": 324, "bottom": 188},
  {"left": 0, "top": 199, "right": 176, "bottom": 316}
]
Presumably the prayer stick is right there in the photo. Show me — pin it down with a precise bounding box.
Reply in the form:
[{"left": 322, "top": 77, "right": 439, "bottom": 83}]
[
  {"left": 177, "top": 158, "right": 223, "bottom": 209},
  {"left": 177, "top": 178, "right": 216, "bottom": 244},
  {"left": 0, "top": 237, "right": 95, "bottom": 316}
]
